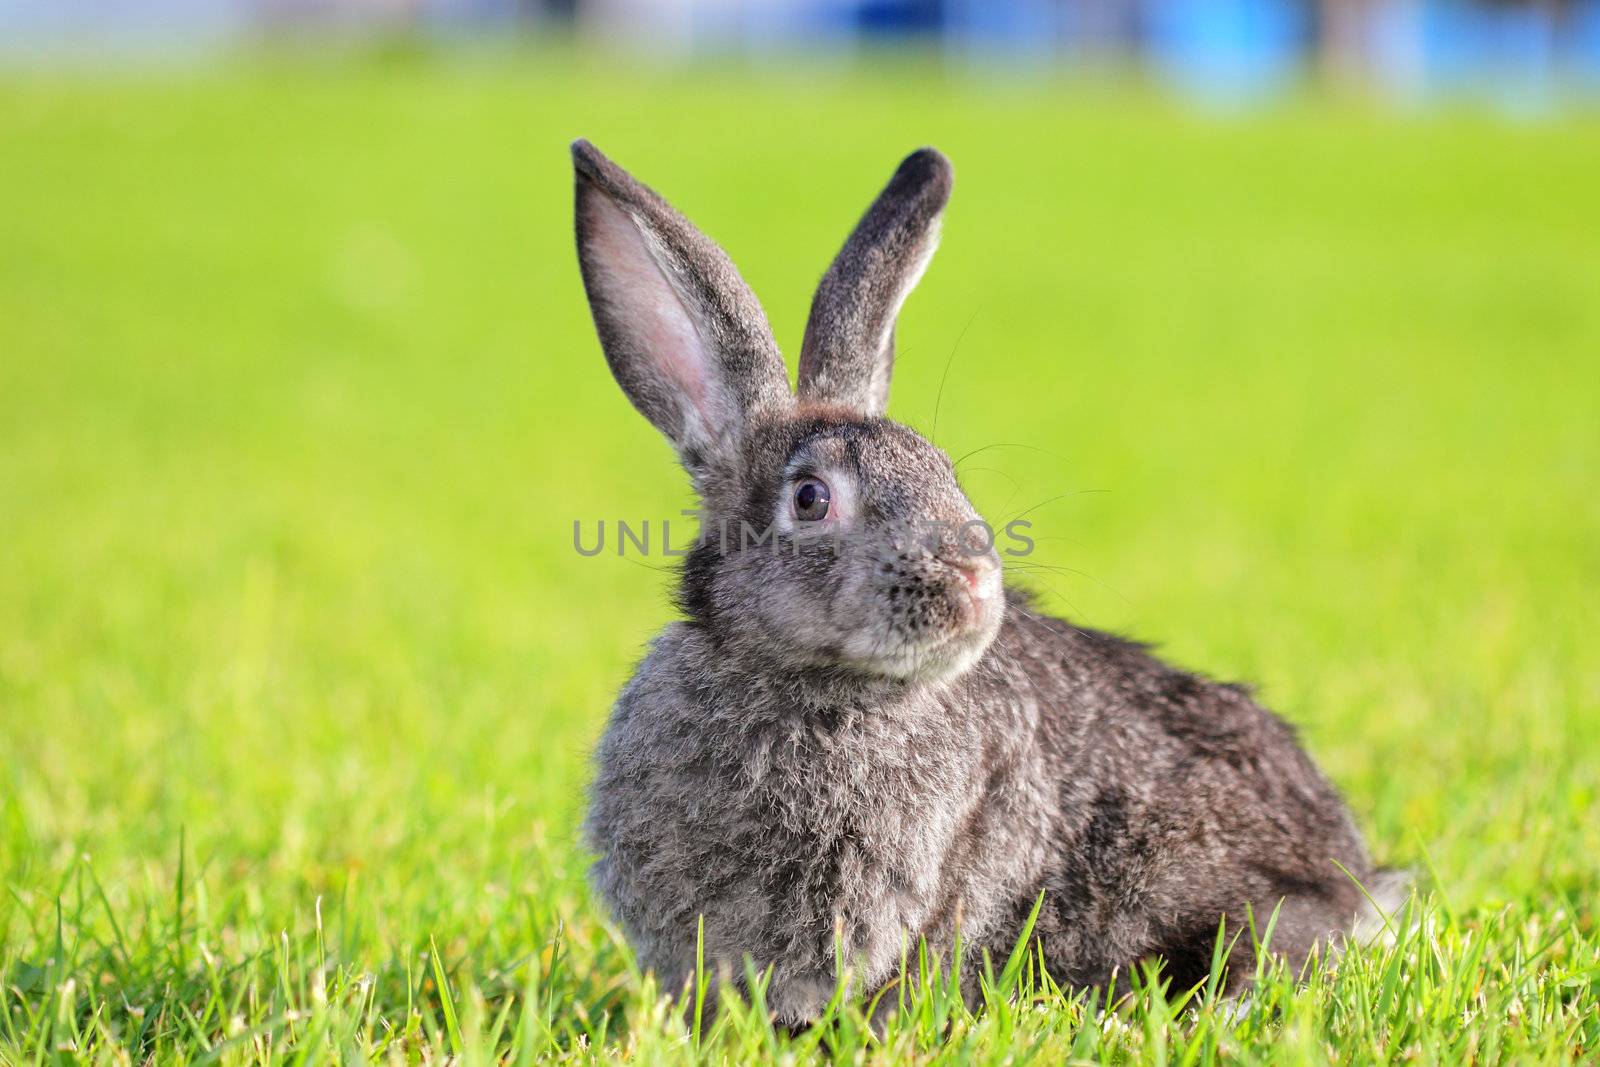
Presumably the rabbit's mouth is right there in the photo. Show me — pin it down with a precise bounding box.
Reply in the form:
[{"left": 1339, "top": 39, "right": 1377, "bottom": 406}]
[
  {"left": 863, "top": 610, "right": 1002, "bottom": 683},
  {"left": 837, "top": 559, "right": 1006, "bottom": 683},
  {"left": 950, "top": 555, "right": 1003, "bottom": 614}
]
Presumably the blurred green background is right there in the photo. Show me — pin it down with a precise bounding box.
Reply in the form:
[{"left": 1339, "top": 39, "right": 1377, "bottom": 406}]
[{"left": 1, "top": 52, "right": 1598, "bottom": 1060}]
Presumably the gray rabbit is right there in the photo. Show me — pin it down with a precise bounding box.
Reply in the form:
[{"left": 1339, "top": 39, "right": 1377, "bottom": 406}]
[{"left": 573, "top": 140, "right": 1403, "bottom": 1026}]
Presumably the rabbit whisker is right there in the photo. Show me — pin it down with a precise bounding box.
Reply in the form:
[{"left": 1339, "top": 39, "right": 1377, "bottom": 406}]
[
  {"left": 1006, "top": 561, "right": 1132, "bottom": 609},
  {"left": 1001, "top": 488, "right": 1110, "bottom": 527},
  {"left": 951, "top": 441, "right": 1073, "bottom": 470},
  {"left": 929, "top": 307, "right": 981, "bottom": 447}
]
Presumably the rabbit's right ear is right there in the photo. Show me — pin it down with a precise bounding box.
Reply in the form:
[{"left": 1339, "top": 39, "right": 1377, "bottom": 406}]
[
  {"left": 798, "top": 148, "right": 952, "bottom": 417},
  {"left": 572, "top": 140, "right": 792, "bottom": 480}
]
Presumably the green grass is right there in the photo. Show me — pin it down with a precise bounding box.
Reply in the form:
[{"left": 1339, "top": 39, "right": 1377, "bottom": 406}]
[{"left": 2, "top": 49, "right": 1598, "bottom": 1064}]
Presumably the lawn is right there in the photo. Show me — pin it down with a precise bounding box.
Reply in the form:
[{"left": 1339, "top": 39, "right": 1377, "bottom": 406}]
[{"left": 1, "top": 49, "right": 1598, "bottom": 1064}]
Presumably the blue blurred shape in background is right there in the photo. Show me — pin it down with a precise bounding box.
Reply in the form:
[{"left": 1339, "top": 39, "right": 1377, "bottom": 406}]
[
  {"left": 3, "top": 0, "right": 1598, "bottom": 112},
  {"left": 1144, "top": 0, "right": 1309, "bottom": 105}
]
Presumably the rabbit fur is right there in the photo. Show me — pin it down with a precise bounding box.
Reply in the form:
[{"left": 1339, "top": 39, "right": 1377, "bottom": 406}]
[{"left": 571, "top": 139, "right": 1401, "bottom": 1026}]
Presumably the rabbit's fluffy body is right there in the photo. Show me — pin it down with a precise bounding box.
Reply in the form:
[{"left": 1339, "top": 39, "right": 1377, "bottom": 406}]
[
  {"left": 571, "top": 141, "right": 1390, "bottom": 1025},
  {"left": 591, "top": 589, "right": 1376, "bottom": 1025}
]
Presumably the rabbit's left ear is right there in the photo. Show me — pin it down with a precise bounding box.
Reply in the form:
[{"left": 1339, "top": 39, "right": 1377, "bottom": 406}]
[
  {"left": 573, "top": 140, "right": 792, "bottom": 481},
  {"left": 798, "top": 148, "right": 952, "bottom": 417}
]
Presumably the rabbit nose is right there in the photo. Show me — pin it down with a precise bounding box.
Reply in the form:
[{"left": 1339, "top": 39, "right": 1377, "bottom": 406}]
[{"left": 955, "top": 557, "right": 999, "bottom": 603}]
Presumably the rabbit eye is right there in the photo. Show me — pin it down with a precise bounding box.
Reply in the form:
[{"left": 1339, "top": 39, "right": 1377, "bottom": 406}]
[{"left": 792, "top": 477, "right": 832, "bottom": 522}]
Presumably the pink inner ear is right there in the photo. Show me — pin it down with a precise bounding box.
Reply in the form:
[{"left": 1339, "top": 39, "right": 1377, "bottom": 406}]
[{"left": 585, "top": 194, "right": 713, "bottom": 436}]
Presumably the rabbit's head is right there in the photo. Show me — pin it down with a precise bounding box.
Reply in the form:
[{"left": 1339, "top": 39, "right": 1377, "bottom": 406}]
[{"left": 574, "top": 141, "right": 1002, "bottom": 683}]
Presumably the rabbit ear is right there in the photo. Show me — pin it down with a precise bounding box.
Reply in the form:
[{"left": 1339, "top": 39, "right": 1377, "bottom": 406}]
[
  {"left": 798, "top": 148, "right": 952, "bottom": 417},
  {"left": 572, "top": 139, "right": 792, "bottom": 479}
]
